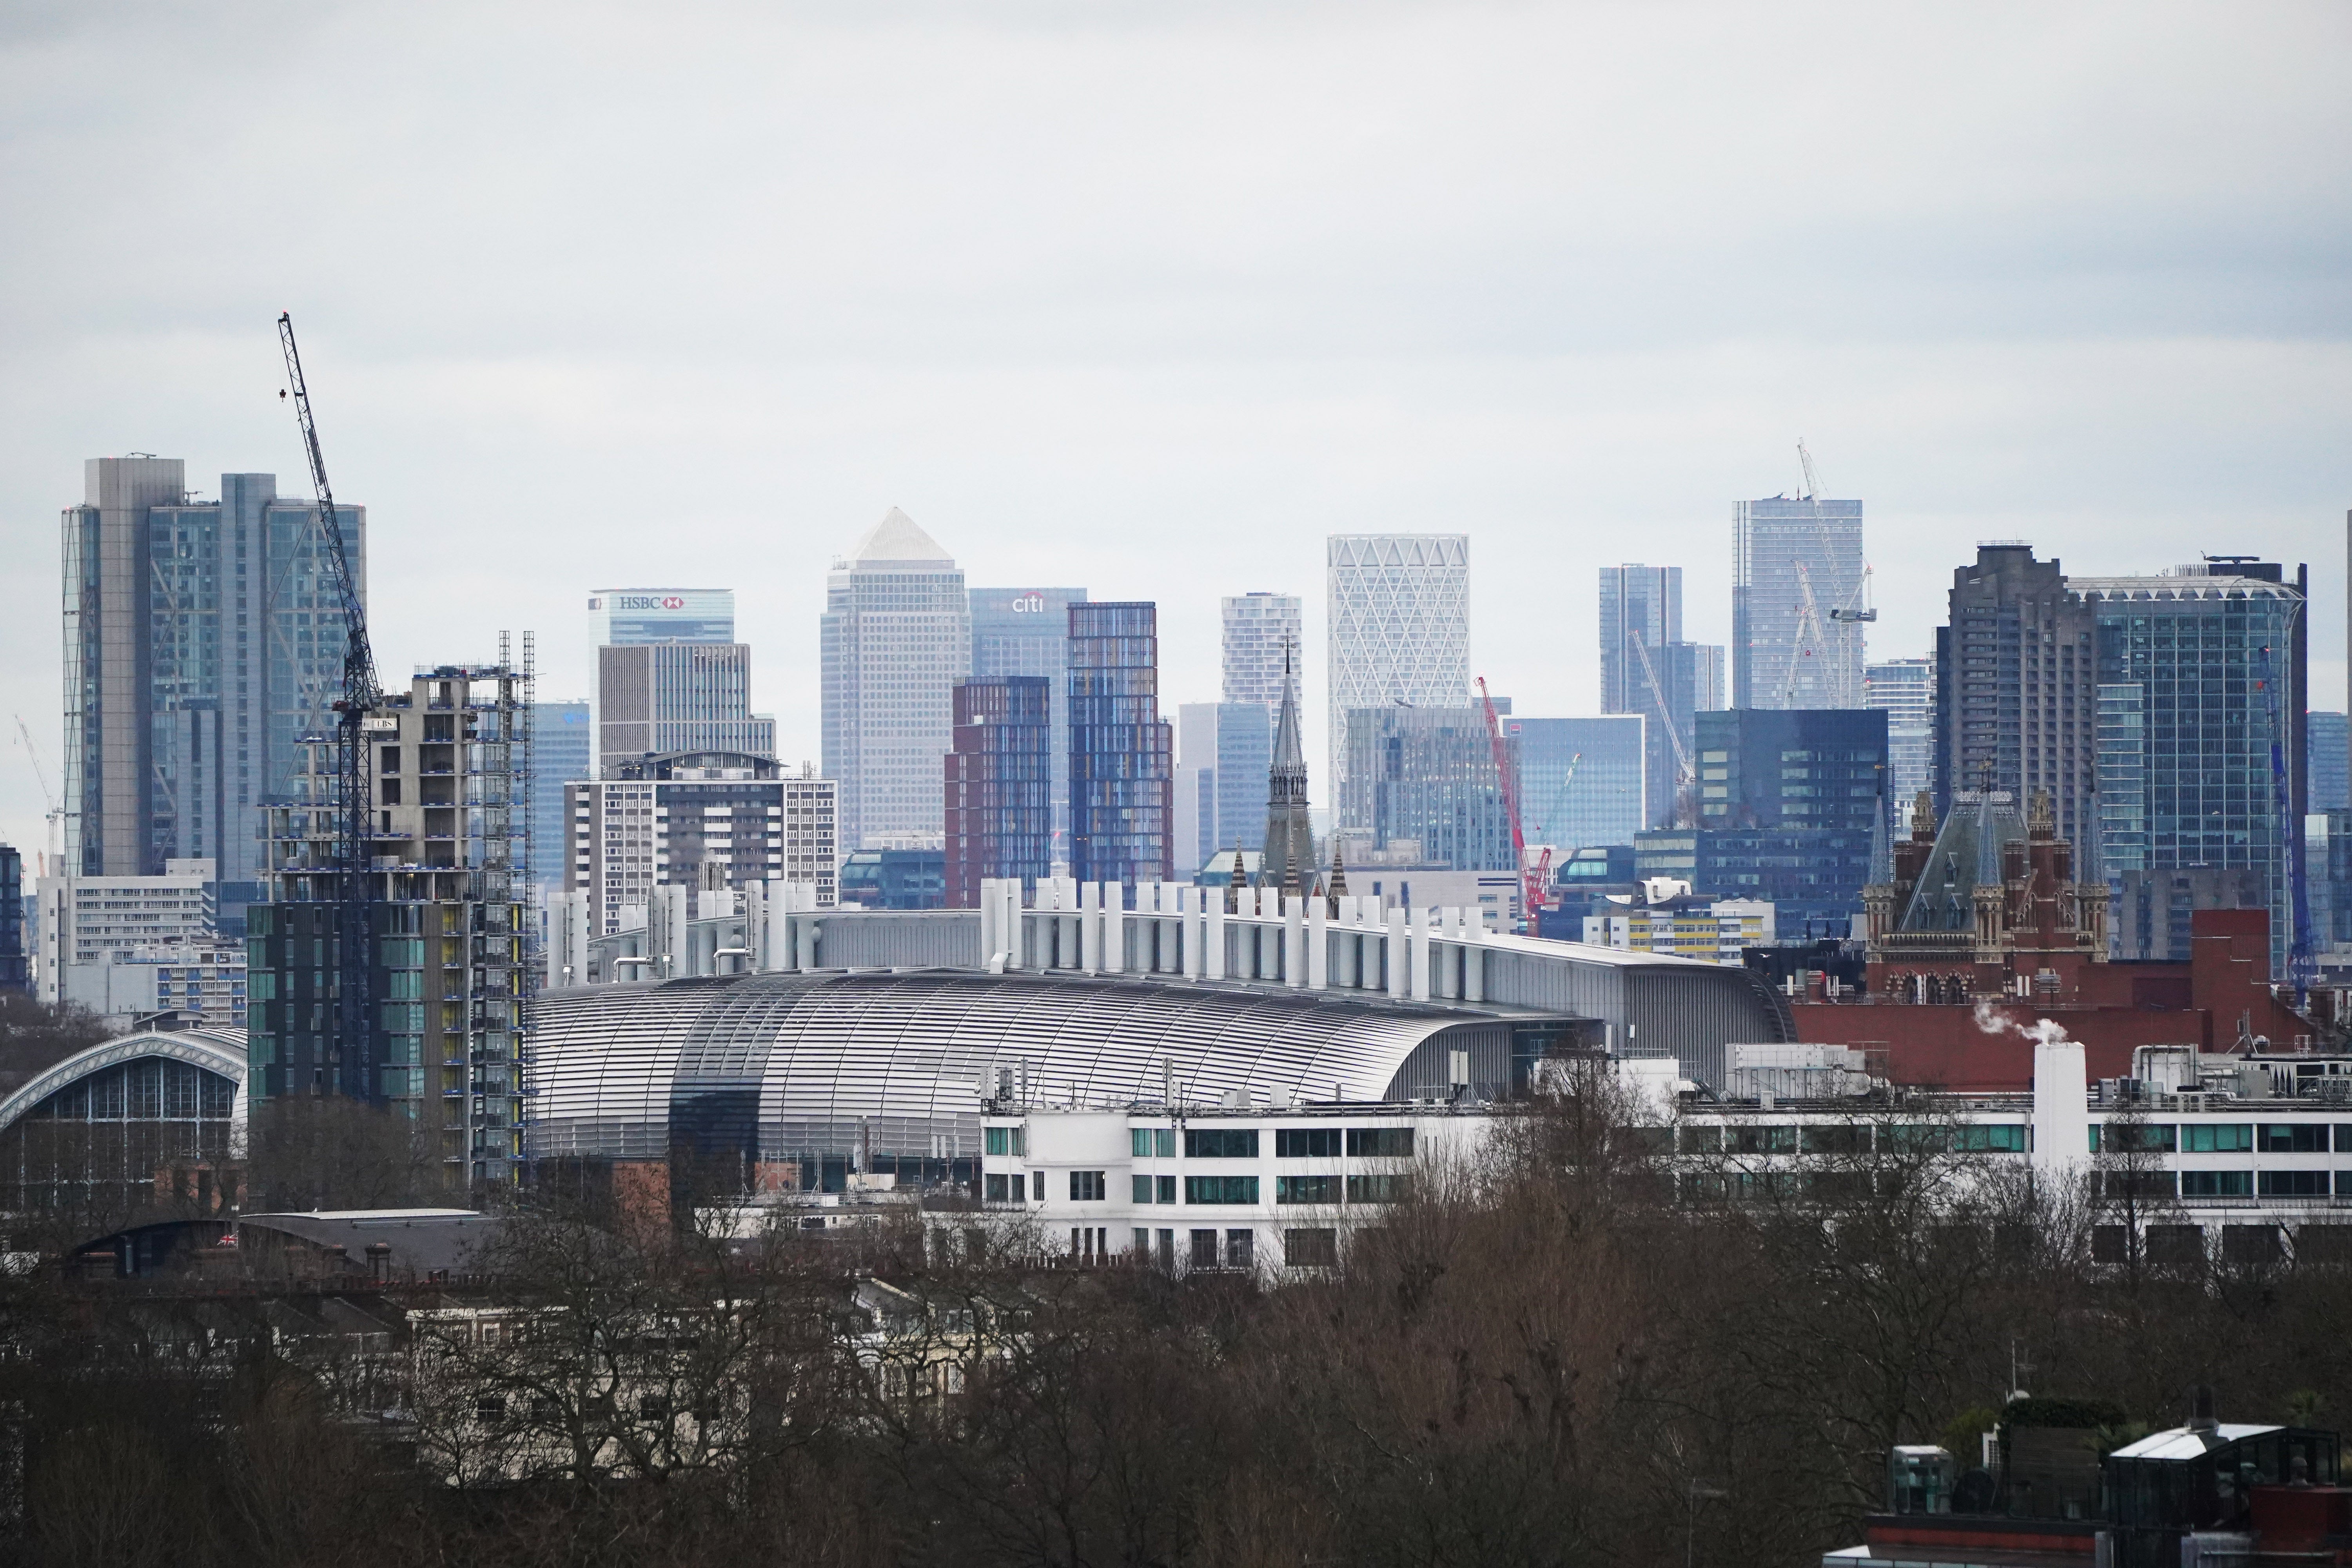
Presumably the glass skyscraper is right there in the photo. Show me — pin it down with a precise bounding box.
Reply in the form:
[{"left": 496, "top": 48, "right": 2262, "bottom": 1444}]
[
  {"left": 591, "top": 586, "right": 773, "bottom": 774},
  {"left": 1505, "top": 716, "right": 1646, "bottom": 855},
  {"left": 1175, "top": 701, "right": 1273, "bottom": 877},
  {"left": 61, "top": 458, "right": 360, "bottom": 889},
  {"left": 970, "top": 586, "right": 1087, "bottom": 863},
  {"left": 1864, "top": 656, "right": 1937, "bottom": 822},
  {"left": 527, "top": 699, "right": 591, "bottom": 892},
  {"left": 1327, "top": 534, "right": 1470, "bottom": 829},
  {"left": 946, "top": 675, "right": 1052, "bottom": 907},
  {"left": 1732, "top": 495, "right": 1866, "bottom": 710},
  {"left": 2080, "top": 562, "right": 2308, "bottom": 967},
  {"left": 2308, "top": 711, "right": 2348, "bottom": 815},
  {"left": 1067, "top": 602, "right": 1172, "bottom": 889},
  {"left": 1598, "top": 564, "right": 1721, "bottom": 827},
  {"left": 821, "top": 510, "right": 971, "bottom": 852},
  {"left": 1344, "top": 706, "right": 1518, "bottom": 872}
]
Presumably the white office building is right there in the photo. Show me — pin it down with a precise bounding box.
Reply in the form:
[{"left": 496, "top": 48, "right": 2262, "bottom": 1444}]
[
  {"left": 1221, "top": 592, "right": 1303, "bottom": 716},
  {"left": 34, "top": 858, "right": 221, "bottom": 1003},
  {"left": 1327, "top": 535, "right": 1471, "bottom": 829},
  {"left": 821, "top": 510, "right": 971, "bottom": 852}
]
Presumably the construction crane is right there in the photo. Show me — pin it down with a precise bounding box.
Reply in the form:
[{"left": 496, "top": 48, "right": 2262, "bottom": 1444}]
[
  {"left": 1791, "top": 439, "right": 1869, "bottom": 703},
  {"left": 1474, "top": 677, "right": 1541, "bottom": 932},
  {"left": 277, "top": 312, "right": 381, "bottom": 1094},
  {"left": 13, "top": 715, "right": 63, "bottom": 875},
  {"left": 2256, "top": 637, "right": 2315, "bottom": 1001},
  {"left": 1630, "top": 630, "right": 1697, "bottom": 793}
]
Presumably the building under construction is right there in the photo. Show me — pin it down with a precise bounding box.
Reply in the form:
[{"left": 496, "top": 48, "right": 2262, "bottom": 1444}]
[{"left": 250, "top": 655, "right": 532, "bottom": 1191}]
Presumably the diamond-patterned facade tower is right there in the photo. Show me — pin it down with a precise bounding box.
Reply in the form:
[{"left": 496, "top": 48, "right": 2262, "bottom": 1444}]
[{"left": 1326, "top": 534, "right": 1470, "bottom": 833}]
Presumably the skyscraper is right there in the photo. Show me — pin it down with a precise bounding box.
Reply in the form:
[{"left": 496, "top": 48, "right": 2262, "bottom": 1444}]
[
  {"left": 970, "top": 586, "right": 1087, "bottom": 862},
  {"left": 1505, "top": 716, "right": 1646, "bottom": 854},
  {"left": 1344, "top": 706, "right": 1518, "bottom": 872},
  {"left": 1327, "top": 535, "right": 1471, "bottom": 828},
  {"left": 61, "top": 459, "right": 361, "bottom": 888},
  {"left": 1932, "top": 545, "right": 2096, "bottom": 846},
  {"left": 2308, "top": 711, "right": 2348, "bottom": 814},
  {"left": 1732, "top": 494, "right": 1866, "bottom": 710},
  {"left": 2079, "top": 560, "right": 2307, "bottom": 967},
  {"left": 1599, "top": 564, "right": 1723, "bottom": 826},
  {"left": 590, "top": 587, "right": 773, "bottom": 773},
  {"left": 946, "top": 675, "right": 1052, "bottom": 907},
  {"left": 821, "top": 510, "right": 970, "bottom": 852},
  {"left": 527, "top": 699, "right": 591, "bottom": 892},
  {"left": 1174, "top": 702, "right": 1272, "bottom": 879},
  {"left": 1221, "top": 592, "right": 1303, "bottom": 714},
  {"left": 1067, "top": 602, "right": 1172, "bottom": 889},
  {"left": 1864, "top": 657, "right": 1936, "bottom": 822}
]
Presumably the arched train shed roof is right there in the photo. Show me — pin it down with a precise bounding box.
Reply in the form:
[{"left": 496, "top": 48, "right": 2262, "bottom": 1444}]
[
  {"left": 0, "top": 1027, "right": 248, "bottom": 1137},
  {"left": 528, "top": 971, "right": 1553, "bottom": 1164}
]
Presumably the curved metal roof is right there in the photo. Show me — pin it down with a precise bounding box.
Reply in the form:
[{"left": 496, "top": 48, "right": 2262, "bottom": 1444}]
[
  {"left": 0, "top": 1027, "right": 248, "bottom": 1136},
  {"left": 528, "top": 971, "right": 1521, "bottom": 1164}
]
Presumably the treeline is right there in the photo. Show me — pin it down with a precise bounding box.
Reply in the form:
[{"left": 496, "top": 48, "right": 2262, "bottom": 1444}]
[{"left": 5, "top": 1083, "right": 2350, "bottom": 1568}]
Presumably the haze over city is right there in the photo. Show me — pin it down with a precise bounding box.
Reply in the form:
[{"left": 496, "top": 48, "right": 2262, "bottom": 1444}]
[{"left": 3, "top": 1, "right": 2348, "bottom": 854}]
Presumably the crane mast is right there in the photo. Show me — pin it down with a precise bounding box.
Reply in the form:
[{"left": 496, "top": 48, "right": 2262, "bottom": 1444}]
[
  {"left": 1475, "top": 677, "right": 1541, "bottom": 932},
  {"left": 277, "top": 312, "right": 380, "bottom": 1099}
]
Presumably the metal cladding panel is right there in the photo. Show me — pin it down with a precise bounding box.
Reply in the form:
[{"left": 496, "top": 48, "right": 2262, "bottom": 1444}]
[
  {"left": 528, "top": 971, "right": 1471, "bottom": 1163},
  {"left": 527, "top": 983, "right": 702, "bottom": 1160},
  {"left": 1621, "top": 967, "right": 1791, "bottom": 1087},
  {"left": 1479, "top": 946, "right": 1625, "bottom": 1021},
  {"left": 809, "top": 912, "right": 982, "bottom": 969}
]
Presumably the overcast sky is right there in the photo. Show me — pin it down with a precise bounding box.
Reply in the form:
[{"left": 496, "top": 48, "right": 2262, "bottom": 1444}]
[{"left": 3, "top": 1, "right": 2348, "bottom": 859}]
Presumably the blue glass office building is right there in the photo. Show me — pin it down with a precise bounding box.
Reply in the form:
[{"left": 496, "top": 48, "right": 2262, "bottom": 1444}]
[
  {"left": 2080, "top": 563, "right": 2308, "bottom": 968},
  {"left": 947, "top": 676, "right": 1053, "bottom": 906},
  {"left": 1505, "top": 716, "right": 1645, "bottom": 854},
  {"left": 971, "top": 587, "right": 1087, "bottom": 860},
  {"left": 1068, "top": 603, "right": 1173, "bottom": 889},
  {"left": 528, "top": 700, "right": 591, "bottom": 892}
]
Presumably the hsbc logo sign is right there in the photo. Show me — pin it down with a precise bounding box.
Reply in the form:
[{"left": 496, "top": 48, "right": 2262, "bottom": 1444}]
[{"left": 611, "top": 595, "right": 687, "bottom": 611}]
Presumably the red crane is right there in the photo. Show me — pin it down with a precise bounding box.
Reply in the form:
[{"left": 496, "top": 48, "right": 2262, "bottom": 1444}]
[{"left": 1475, "top": 677, "right": 1540, "bottom": 933}]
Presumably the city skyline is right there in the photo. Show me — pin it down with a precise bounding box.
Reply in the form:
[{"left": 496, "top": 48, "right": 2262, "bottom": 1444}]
[{"left": 4, "top": 8, "right": 2345, "bottom": 859}]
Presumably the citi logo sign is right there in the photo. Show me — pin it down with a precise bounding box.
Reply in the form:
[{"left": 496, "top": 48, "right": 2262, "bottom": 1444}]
[{"left": 1010, "top": 593, "right": 1047, "bottom": 613}]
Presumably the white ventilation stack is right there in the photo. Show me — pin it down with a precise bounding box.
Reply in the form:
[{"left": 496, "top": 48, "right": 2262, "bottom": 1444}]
[{"left": 2030, "top": 1027, "right": 2091, "bottom": 1183}]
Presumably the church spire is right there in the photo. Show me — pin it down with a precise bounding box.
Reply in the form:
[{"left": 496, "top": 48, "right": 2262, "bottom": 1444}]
[{"left": 1263, "top": 637, "right": 1312, "bottom": 899}]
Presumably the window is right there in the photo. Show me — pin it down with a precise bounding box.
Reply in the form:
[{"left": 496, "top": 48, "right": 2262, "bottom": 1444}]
[
  {"left": 1225, "top": 1230, "right": 1254, "bottom": 1269},
  {"left": 985, "top": 1126, "right": 1024, "bottom": 1157},
  {"left": 2182, "top": 1124, "right": 2254, "bottom": 1153},
  {"left": 1154, "top": 1128, "right": 1176, "bottom": 1157},
  {"left": 1131, "top": 1128, "right": 1153, "bottom": 1157},
  {"left": 1189, "top": 1229, "right": 1220, "bottom": 1269},
  {"left": 984, "top": 1174, "right": 1009, "bottom": 1203},
  {"left": 1729, "top": 1126, "right": 1797, "bottom": 1155},
  {"left": 1679, "top": 1125, "right": 1722, "bottom": 1155},
  {"left": 1347, "top": 1174, "right": 1411, "bottom": 1204},
  {"left": 1156, "top": 1175, "right": 1177, "bottom": 1204},
  {"left": 1186, "top": 1128, "right": 1259, "bottom": 1159},
  {"left": 1069, "top": 1171, "right": 1106, "bottom": 1201},
  {"left": 1185, "top": 1175, "right": 1259, "bottom": 1205},
  {"left": 2259, "top": 1170, "right": 2330, "bottom": 1198},
  {"left": 2103, "top": 1171, "right": 2178, "bottom": 1199},
  {"left": 1133, "top": 1227, "right": 1151, "bottom": 1256},
  {"left": 1346, "top": 1127, "right": 1414, "bottom": 1158},
  {"left": 1277, "top": 1174, "right": 1339, "bottom": 1205},
  {"left": 2181, "top": 1170, "right": 2252, "bottom": 1197},
  {"left": 1276, "top": 1127, "right": 1342, "bottom": 1158},
  {"left": 1956, "top": 1124, "right": 2028, "bottom": 1154},
  {"left": 1800, "top": 1124, "right": 1868, "bottom": 1154},
  {"left": 1283, "top": 1228, "right": 1338, "bottom": 1267},
  {"left": 2098, "top": 1123, "right": 2177, "bottom": 1153},
  {"left": 1132, "top": 1174, "right": 1155, "bottom": 1203},
  {"left": 2258, "top": 1125, "right": 2329, "bottom": 1154}
]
